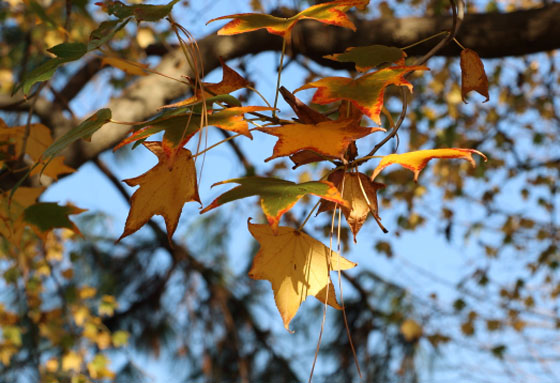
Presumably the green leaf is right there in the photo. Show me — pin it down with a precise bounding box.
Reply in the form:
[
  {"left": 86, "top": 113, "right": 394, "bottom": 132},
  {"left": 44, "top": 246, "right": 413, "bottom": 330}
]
[
  {"left": 47, "top": 42, "right": 88, "bottom": 60},
  {"left": 23, "top": 202, "right": 84, "bottom": 233},
  {"left": 200, "top": 177, "right": 349, "bottom": 231},
  {"left": 20, "top": 58, "right": 63, "bottom": 94},
  {"left": 98, "top": 0, "right": 180, "bottom": 22},
  {"left": 88, "top": 18, "right": 130, "bottom": 51},
  {"left": 324, "top": 45, "right": 405, "bottom": 72},
  {"left": 43, "top": 108, "right": 112, "bottom": 158}
]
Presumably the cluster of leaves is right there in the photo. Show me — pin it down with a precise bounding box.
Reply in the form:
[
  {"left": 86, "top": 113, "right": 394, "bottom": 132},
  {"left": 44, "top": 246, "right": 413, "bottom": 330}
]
[{"left": 0, "top": 0, "right": 497, "bottom": 380}]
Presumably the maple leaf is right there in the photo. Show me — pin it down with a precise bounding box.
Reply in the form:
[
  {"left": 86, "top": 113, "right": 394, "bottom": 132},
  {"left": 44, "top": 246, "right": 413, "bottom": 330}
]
[
  {"left": 118, "top": 141, "right": 200, "bottom": 243},
  {"left": 248, "top": 221, "right": 357, "bottom": 331},
  {"left": 0, "top": 187, "right": 44, "bottom": 245},
  {"left": 370, "top": 148, "right": 487, "bottom": 181},
  {"left": 200, "top": 177, "right": 348, "bottom": 232},
  {"left": 318, "top": 170, "right": 386, "bottom": 242},
  {"left": 161, "top": 58, "right": 250, "bottom": 109},
  {"left": 295, "top": 65, "right": 428, "bottom": 124},
  {"left": 0, "top": 123, "right": 74, "bottom": 179},
  {"left": 208, "top": 0, "right": 369, "bottom": 38},
  {"left": 259, "top": 119, "right": 383, "bottom": 162},
  {"left": 460, "top": 48, "right": 489, "bottom": 103},
  {"left": 324, "top": 44, "right": 405, "bottom": 72}
]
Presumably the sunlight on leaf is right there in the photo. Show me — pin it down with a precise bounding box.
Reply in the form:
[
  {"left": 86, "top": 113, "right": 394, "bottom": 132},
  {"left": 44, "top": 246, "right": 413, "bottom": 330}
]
[
  {"left": 208, "top": 0, "right": 369, "bottom": 37},
  {"left": 370, "top": 148, "right": 487, "bottom": 181},
  {"left": 248, "top": 221, "right": 356, "bottom": 331}
]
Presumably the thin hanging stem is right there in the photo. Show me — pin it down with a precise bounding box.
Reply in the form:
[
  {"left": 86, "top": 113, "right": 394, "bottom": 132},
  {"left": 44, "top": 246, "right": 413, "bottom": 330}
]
[
  {"left": 298, "top": 200, "right": 321, "bottom": 231},
  {"left": 401, "top": 31, "right": 449, "bottom": 51},
  {"left": 453, "top": 37, "right": 466, "bottom": 50},
  {"left": 272, "top": 37, "right": 288, "bottom": 118}
]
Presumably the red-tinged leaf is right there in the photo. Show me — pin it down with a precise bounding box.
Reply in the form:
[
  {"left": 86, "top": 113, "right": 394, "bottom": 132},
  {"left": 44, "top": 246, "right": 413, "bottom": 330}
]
[
  {"left": 324, "top": 45, "right": 405, "bottom": 72},
  {"left": 279, "top": 86, "right": 329, "bottom": 124},
  {"left": 200, "top": 177, "right": 348, "bottom": 232},
  {"left": 248, "top": 221, "right": 356, "bottom": 331},
  {"left": 208, "top": 0, "right": 369, "bottom": 37},
  {"left": 370, "top": 148, "right": 487, "bottom": 181},
  {"left": 118, "top": 142, "right": 200, "bottom": 243},
  {"left": 460, "top": 48, "right": 489, "bottom": 103},
  {"left": 259, "top": 119, "right": 384, "bottom": 162},
  {"left": 161, "top": 58, "right": 250, "bottom": 109},
  {"left": 295, "top": 65, "right": 428, "bottom": 124},
  {"left": 318, "top": 170, "right": 386, "bottom": 241}
]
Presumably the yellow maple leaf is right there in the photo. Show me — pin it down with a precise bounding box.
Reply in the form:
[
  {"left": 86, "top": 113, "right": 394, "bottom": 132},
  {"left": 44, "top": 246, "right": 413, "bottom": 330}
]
[
  {"left": 118, "top": 141, "right": 200, "bottom": 242},
  {"left": 61, "top": 350, "right": 82, "bottom": 372},
  {"left": 248, "top": 221, "right": 356, "bottom": 331},
  {"left": 370, "top": 148, "right": 487, "bottom": 181}
]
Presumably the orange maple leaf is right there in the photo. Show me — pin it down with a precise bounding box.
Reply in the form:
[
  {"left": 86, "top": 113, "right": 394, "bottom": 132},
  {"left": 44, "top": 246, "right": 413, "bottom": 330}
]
[
  {"left": 208, "top": 0, "right": 369, "bottom": 38},
  {"left": 295, "top": 65, "right": 428, "bottom": 125},
  {"left": 370, "top": 148, "right": 487, "bottom": 181},
  {"left": 259, "top": 119, "right": 384, "bottom": 162},
  {"left": 118, "top": 141, "right": 200, "bottom": 243},
  {"left": 318, "top": 170, "right": 386, "bottom": 241},
  {"left": 161, "top": 58, "right": 250, "bottom": 109},
  {"left": 460, "top": 48, "right": 489, "bottom": 103},
  {"left": 248, "top": 221, "right": 357, "bottom": 331}
]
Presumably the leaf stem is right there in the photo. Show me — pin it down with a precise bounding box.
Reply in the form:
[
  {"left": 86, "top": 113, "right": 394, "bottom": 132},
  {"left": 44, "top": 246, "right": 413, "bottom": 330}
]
[
  {"left": 297, "top": 200, "right": 321, "bottom": 231},
  {"left": 272, "top": 37, "right": 287, "bottom": 119},
  {"left": 401, "top": 31, "right": 449, "bottom": 51},
  {"left": 453, "top": 37, "right": 466, "bottom": 50}
]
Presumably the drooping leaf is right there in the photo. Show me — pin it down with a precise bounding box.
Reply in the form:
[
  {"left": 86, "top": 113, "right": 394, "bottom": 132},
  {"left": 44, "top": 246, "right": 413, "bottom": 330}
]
[
  {"left": 370, "top": 148, "right": 487, "bottom": 181},
  {"left": 42, "top": 108, "right": 112, "bottom": 159},
  {"left": 279, "top": 86, "right": 329, "bottom": 124},
  {"left": 208, "top": 0, "right": 369, "bottom": 38},
  {"left": 460, "top": 48, "right": 489, "bottom": 103},
  {"left": 324, "top": 45, "right": 405, "bottom": 72},
  {"left": 87, "top": 18, "right": 131, "bottom": 51},
  {"left": 118, "top": 142, "right": 200, "bottom": 243},
  {"left": 101, "top": 56, "right": 149, "bottom": 76},
  {"left": 318, "top": 170, "right": 386, "bottom": 241},
  {"left": 200, "top": 177, "right": 348, "bottom": 232},
  {"left": 295, "top": 65, "right": 428, "bottom": 124},
  {"left": 161, "top": 58, "right": 250, "bottom": 109},
  {"left": 248, "top": 221, "right": 357, "bottom": 331},
  {"left": 23, "top": 202, "right": 85, "bottom": 236},
  {"left": 259, "top": 119, "right": 383, "bottom": 161},
  {"left": 95, "top": 0, "right": 180, "bottom": 22}
]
